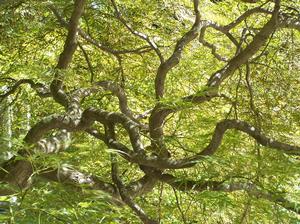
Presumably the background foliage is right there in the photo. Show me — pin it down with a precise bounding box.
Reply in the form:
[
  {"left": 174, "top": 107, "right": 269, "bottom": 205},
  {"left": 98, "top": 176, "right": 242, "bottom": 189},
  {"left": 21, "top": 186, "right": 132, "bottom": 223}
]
[{"left": 0, "top": 0, "right": 300, "bottom": 223}]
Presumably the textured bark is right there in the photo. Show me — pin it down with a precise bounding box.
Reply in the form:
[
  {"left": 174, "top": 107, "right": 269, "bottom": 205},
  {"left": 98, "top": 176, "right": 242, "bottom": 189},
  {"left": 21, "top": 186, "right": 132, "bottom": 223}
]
[{"left": 50, "top": 0, "right": 86, "bottom": 107}]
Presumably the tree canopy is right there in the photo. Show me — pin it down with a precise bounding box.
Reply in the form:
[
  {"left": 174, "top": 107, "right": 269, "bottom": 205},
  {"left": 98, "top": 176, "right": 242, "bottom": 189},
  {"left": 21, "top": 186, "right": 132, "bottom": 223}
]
[{"left": 0, "top": 0, "right": 300, "bottom": 223}]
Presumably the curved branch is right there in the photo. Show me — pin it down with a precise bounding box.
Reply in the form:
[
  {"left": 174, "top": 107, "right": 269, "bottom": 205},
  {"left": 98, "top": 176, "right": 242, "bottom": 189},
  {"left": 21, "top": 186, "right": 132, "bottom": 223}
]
[
  {"left": 95, "top": 81, "right": 149, "bottom": 131},
  {"left": 95, "top": 81, "right": 135, "bottom": 120},
  {"left": 200, "top": 20, "right": 239, "bottom": 46},
  {"left": 131, "top": 118, "right": 300, "bottom": 169},
  {"left": 40, "top": 166, "right": 119, "bottom": 197},
  {"left": 207, "top": 0, "right": 280, "bottom": 87},
  {"left": 199, "top": 26, "right": 228, "bottom": 62},
  {"left": 0, "top": 79, "right": 51, "bottom": 102},
  {"left": 148, "top": 91, "right": 221, "bottom": 157},
  {"left": 197, "top": 119, "right": 300, "bottom": 157},
  {"left": 154, "top": 0, "right": 201, "bottom": 99},
  {"left": 25, "top": 108, "right": 144, "bottom": 152},
  {"left": 26, "top": 105, "right": 300, "bottom": 171},
  {"left": 24, "top": 114, "right": 72, "bottom": 144},
  {"left": 111, "top": 155, "right": 158, "bottom": 224},
  {"left": 223, "top": 7, "right": 272, "bottom": 31}
]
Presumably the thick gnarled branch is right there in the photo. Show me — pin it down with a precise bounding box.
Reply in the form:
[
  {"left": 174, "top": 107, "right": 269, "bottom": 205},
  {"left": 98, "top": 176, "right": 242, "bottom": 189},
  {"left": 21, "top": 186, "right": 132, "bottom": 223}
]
[
  {"left": 50, "top": 0, "right": 86, "bottom": 107},
  {"left": 24, "top": 107, "right": 300, "bottom": 170},
  {"left": 56, "top": 0, "right": 86, "bottom": 70},
  {"left": 157, "top": 172, "right": 300, "bottom": 215}
]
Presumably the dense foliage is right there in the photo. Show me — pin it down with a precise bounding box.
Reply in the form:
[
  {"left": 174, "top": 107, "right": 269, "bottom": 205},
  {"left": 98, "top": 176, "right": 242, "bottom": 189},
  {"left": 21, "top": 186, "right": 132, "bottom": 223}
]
[{"left": 0, "top": 0, "right": 300, "bottom": 223}]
